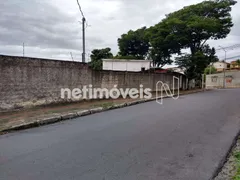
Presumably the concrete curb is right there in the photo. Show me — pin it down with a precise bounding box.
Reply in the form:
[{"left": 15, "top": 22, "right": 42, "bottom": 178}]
[{"left": 1, "top": 89, "right": 205, "bottom": 134}]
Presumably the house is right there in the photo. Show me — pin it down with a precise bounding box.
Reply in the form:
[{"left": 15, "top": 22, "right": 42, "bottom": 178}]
[
  {"left": 230, "top": 60, "right": 240, "bottom": 69},
  {"left": 102, "top": 59, "right": 152, "bottom": 72},
  {"left": 212, "top": 61, "right": 229, "bottom": 72}
]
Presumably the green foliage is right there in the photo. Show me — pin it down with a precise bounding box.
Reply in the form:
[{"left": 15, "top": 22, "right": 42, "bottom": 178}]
[
  {"left": 146, "top": 45, "right": 173, "bottom": 67},
  {"left": 167, "top": 0, "right": 235, "bottom": 80},
  {"left": 176, "top": 46, "right": 219, "bottom": 81},
  {"left": 160, "top": 0, "right": 237, "bottom": 55},
  {"left": 117, "top": 27, "right": 150, "bottom": 59},
  {"left": 204, "top": 66, "right": 217, "bottom": 75},
  {"left": 235, "top": 152, "right": 240, "bottom": 160},
  {"left": 92, "top": 102, "right": 115, "bottom": 109},
  {"left": 96, "top": 0, "right": 236, "bottom": 78},
  {"left": 145, "top": 20, "right": 181, "bottom": 67},
  {"left": 112, "top": 55, "right": 143, "bottom": 60},
  {"left": 233, "top": 151, "right": 240, "bottom": 180},
  {"left": 236, "top": 59, "right": 240, "bottom": 65},
  {"left": 89, "top": 48, "right": 113, "bottom": 70}
]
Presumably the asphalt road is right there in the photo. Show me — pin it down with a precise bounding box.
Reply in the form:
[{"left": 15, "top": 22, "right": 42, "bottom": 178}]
[{"left": 1, "top": 89, "right": 240, "bottom": 180}]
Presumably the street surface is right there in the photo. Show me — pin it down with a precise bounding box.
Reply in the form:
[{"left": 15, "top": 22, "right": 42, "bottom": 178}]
[{"left": 1, "top": 89, "right": 240, "bottom": 180}]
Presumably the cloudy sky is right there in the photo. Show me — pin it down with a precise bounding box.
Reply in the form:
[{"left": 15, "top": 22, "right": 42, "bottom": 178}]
[{"left": 0, "top": 0, "right": 240, "bottom": 63}]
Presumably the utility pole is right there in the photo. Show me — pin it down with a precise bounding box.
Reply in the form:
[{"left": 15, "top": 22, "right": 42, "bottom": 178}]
[
  {"left": 219, "top": 45, "right": 227, "bottom": 88},
  {"left": 210, "top": 63, "right": 212, "bottom": 75},
  {"left": 76, "top": 0, "right": 86, "bottom": 63},
  {"left": 223, "top": 49, "right": 226, "bottom": 89},
  {"left": 23, "top": 43, "right": 25, "bottom": 57},
  {"left": 82, "top": 17, "right": 86, "bottom": 63},
  {"left": 70, "top": 52, "right": 74, "bottom": 61},
  {"left": 202, "top": 74, "right": 205, "bottom": 90}
]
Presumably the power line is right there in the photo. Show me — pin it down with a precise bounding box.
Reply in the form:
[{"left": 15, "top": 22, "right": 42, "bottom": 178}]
[
  {"left": 216, "top": 44, "right": 240, "bottom": 63},
  {"left": 216, "top": 44, "right": 240, "bottom": 51},
  {"left": 76, "top": 1, "right": 91, "bottom": 30},
  {"left": 76, "top": 0, "right": 85, "bottom": 18},
  {"left": 224, "top": 54, "right": 240, "bottom": 61},
  {"left": 78, "top": 21, "right": 91, "bottom": 30}
]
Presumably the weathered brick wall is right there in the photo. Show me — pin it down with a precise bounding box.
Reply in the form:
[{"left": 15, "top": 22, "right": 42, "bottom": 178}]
[
  {"left": 92, "top": 71, "right": 187, "bottom": 92},
  {"left": 0, "top": 55, "right": 187, "bottom": 112},
  {"left": 0, "top": 55, "right": 91, "bottom": 111}
]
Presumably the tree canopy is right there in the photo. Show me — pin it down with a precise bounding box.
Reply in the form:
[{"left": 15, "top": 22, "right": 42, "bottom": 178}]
[
  {"left": 116, "top": 0, "right": 236, "bottom": 73},
  {"left": 148, "top": 0, "right": 235, "bottom": 80},
  {"left": 175, "top": 45, "right": 219, "bottom": 81},
  {"left": 236, "top": 59, "right": 240, "bottom": 65},
  {"left": 204, "top": 66, "right": 217, "bottom": 75},
  {"left": 117, "top": 27, "right": 149, "bottom": 60},
  {"left": 90, "top": 0, "right": 236, "bottom": 82},
  {"left": 159, "top": 0, "right": 237, "bottom": 55},
  {"left": 89, "top": 48, "right": 113, "bottom": 70}
]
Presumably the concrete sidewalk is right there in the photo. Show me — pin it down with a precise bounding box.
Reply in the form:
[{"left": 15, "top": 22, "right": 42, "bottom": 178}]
[{"left": 0, "top": 89, "right": 204, "bottom": 133}]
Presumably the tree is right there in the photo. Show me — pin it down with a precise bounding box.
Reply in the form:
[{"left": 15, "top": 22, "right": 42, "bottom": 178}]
[
  {"left": 117, "top": 27, "right": 149, "bottom": 59},
  {"left": 146, "top": 47, "right": 173, "bottom": 68},
  {"left": 145, "top": 24, "right": 179, "bottom": 67},
  {"left": 156, "top": 0, "right": 237, "bottom": 81},
  {"left": 236, "top": 59, "right": 240, "bottom": 68},
  {"left": 204, "top": 66, "right": 217, "bottom": 75},
  {"left": 89, "top": 48, "right": 113, "bottom": 70},
  {"left": 160, "top": 0, "right": 237, "bottom": 55},
  {"left": 176, "top": 45, "right": 218, "bottom": 82},
  {"left": 203, "top": 65, "right": 217, "bottom": 84},
  {"left": 112, "top": 55, "right": 140, "bottom": 60},
  {"left": 145, "top": 0, "right": 236, "bottom": 68}
]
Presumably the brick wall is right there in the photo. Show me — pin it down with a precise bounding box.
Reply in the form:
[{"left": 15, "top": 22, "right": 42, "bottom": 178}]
[
  {"left": 0, "top": 55, "right": 187, "bottom": 112},
  {"left": 92, "top": 71, "right": 186, "bottom": 92},
  {"left": 0, "top": 55, "right": 91, "bottom": 111}
]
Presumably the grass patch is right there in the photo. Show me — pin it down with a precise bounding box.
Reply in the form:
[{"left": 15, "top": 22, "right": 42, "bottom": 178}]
[
  {"left": 233, "top": 152, "right": 240, "bottom": 180},
  {"left": 92, "top": 102, "right": 115, "bottom": 109}
]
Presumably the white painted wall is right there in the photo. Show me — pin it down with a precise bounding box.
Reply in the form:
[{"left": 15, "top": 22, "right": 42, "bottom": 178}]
[
  {"left": 213, "top": 62, "right": 228, "bottom": 69},
  {"left": 102, "top": 59, "right": 152, "bottom": 72},
  {"left": 206, "top": 71, "right": 240, "bottom": 88}
]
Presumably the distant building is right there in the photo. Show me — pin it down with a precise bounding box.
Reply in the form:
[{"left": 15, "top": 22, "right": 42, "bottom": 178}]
[
  {"left": 167, "top": 67, "right": 185, "bottom": 75},
  {"left": 102, "top": 59, "right": 152, "bottom": 72},
  {"left": 212, "top": 61, "right": 229, "bottom": 72},
  {"left": 230, "top": 60, "right": 240, "bottom": 69}
]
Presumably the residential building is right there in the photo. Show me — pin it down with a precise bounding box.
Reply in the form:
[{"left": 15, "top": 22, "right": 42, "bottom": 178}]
[
  {"left": 102, "top": 59, "right": 152, "bottom": 72},
  {"left": 230, "top": 60, "right": 240, "bottom": 69},
  {"left": 212, "top": 61, "right": 229, "bottom": 72}
]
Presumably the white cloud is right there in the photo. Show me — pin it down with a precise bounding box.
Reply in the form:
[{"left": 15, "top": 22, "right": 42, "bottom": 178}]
[{"left": 0, "top": 0, "right": 239, "bottom": 62}]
